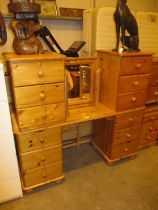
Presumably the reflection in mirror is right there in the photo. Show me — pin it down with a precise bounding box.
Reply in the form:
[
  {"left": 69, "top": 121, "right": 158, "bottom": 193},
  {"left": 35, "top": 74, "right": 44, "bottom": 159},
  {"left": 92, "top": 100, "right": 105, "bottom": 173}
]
[{"left": 65, "top": 57, "right": 96, "bottom": 107}]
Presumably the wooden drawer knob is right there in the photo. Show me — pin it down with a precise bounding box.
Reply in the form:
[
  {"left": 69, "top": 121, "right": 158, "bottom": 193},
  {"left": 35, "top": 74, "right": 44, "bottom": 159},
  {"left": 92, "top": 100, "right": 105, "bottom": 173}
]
[
  {"left": 131, "top": 97, "right": 136, "bottom": 102},
  {"left": 42, "top": 113, "right": 47, "bottom": 119},
  {"left": 126, "top": 133, "right": 131, "bottom": 139},
  {"left": 40, "top": 91, "right": 46, "bottom": 100},
  {"left": 147, "top": 136, "right": 151, "bottom": 141},
  {"left": 148, "top": 126, "right": 153, "bottom": 131},
  {"left": 133, "top": 81, "right": 139, "bottom": 87},
  {"left": 43, "top": 173, "right": 47, "bottom": 178},
  {"left": 124, "top": 148, "right": 129, "bottom": 152},
  {"left": 41, "top": 156, "right": 46, "bottom": 161},
  {"left": 151, "top": 117, "right": 156, "bottom": 121},
  {"left": 129, "top": 118, "right": 134, "bottom": 123},
  {"left": 154, "top": 91, "right": 158, "bottom": 96},
  {"left": 40, "top": 138, "right": 45, "bottom": 144},
  {"left": 135, "top": 64, "right": 142, "bottom": 69},
  {"left": 38, "top": 71, "right": 44, "bottom": 78}
]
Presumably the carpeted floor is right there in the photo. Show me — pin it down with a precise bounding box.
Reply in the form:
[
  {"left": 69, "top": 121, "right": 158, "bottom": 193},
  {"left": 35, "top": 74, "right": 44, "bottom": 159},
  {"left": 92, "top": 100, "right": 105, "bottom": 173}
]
[{"left": 0, "top": 143, "right": 158, "bottom": 210}]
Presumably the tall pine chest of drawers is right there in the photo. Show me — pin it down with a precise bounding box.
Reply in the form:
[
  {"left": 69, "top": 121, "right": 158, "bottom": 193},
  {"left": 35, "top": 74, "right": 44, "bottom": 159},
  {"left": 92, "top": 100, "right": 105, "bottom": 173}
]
[
  {"left": 93, "top": 51, "right": 153, "bottom": 164},
  {"left": 4, "top": 53, "right": 66, "bottom": 190}
]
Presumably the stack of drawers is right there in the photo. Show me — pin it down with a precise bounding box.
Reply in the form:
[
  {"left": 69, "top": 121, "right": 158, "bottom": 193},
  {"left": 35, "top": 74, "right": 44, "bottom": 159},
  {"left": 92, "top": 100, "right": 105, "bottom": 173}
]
[
  {"left": 138, "top": 106, "right": 158, "bottom": 149},
  {"left": 4, "top": 53, "right": 65, "bottom": 190},
  {"left": 0, "top": 62, "right": 22, "bottom": 202},
  {"left": 94, "top": 51, "right": 152, "bottom": 164},
  {"left": 146, "top": 58, "right": 158, "bottom": 103}
]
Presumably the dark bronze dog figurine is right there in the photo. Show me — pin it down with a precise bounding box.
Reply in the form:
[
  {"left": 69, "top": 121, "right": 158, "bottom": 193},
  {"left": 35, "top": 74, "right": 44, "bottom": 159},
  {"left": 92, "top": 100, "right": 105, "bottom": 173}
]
[{"left": 113, "top": 0, "right": 140, "bottom": 52}]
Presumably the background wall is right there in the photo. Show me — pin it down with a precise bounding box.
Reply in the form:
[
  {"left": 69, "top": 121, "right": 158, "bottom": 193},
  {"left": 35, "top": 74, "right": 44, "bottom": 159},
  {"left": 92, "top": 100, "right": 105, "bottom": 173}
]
[{"left": 0, "top": 0, "right": 158, "bottom": 55}]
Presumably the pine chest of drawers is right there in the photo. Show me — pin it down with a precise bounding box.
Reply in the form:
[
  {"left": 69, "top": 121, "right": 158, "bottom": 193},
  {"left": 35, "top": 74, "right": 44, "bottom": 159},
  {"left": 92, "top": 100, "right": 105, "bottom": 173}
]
[
  {"left": 4, "top": 53, "right": 65, "bottom": 190},
  {"left": 94, "top": 51, "right": 152, "bottom": 164}
]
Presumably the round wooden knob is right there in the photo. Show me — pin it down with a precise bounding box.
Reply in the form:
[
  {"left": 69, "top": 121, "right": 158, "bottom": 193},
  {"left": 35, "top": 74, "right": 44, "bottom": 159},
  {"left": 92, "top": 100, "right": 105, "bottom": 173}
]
[
  {"left": 131, "top": 97, "right": 136, "bottom": 102},
  {"left": 124, "top": 148, "right": 129, "bottom": 152},
  {"left": 43, "top": 173, "right": 47, "bottom": 178},
  {"left": 148, "top": 126, "right": 153, "bottom": 131},
  {"left": 40, "top": 91, "right": 46, "bottom": 100},
  {"left": 134, "top": 81, "right": 139, "bottom": 87},
  {"left": 42, "top": 113, "right": 47, "bottom": 119},
  {"left": 129, "top": 118, "right": 134, "bottom": 123},
  {"left": 126, "top": 133, "right": 131, "bottom": 138},
  {"left": 154, "top": 91, "right": 158, "bottom": 96},
  {"left": 147, "top": 136, "right": 151, "bottom": 141},
  {"left": 38, "top": 71, "right": 44, "bottom": 78},
  {"left": 40, "top": 138, "right": 45, "bottom": 143},
  {"left": 151, "top": 117, "right": 156, "bottom": 121},
  {"left": 41, "top": 156, "right": 46, "bottom": 161},
  {"left": 135, "top": 64, "right": 142, "bottom": 69}
]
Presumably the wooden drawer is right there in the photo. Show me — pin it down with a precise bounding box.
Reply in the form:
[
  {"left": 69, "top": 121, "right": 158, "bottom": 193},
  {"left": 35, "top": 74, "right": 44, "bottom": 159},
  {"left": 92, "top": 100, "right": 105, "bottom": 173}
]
[
  {"left": 14, "top": 83, "right": 65, "bottom": 109},
  {"left": 109, "top": 139, "right": 138, "bottom": 160},
  {"left": 138, "top": 134, "right": 157, "bottom": 148},
  {"left": 143, "top": 111, "right": 158, "bottom": 122},
  {"left": 113, "top": 126, "right": 141, "bottom": 145},
  {"left": 23, "top": 161, "right": 63, "bottom": 188},
  {"left": 142, "top": 120, "right": 158, "bottom": 136},
  {"left": 151, "top": 61, "right": 158, "bottom": 75},
  {"left": 120, "top": 56, "right": 152, "bottom": 76},
  {"left": 11, "top": 60, "right": 64, "bottom": 87},
  {"left": 118, "top": 74, "right": 150, "bottom": 93},
  {"left": 17, "top": 103, "right": 65, "bottom": 130},
  {"left": 150, "top": 74, "right": 158, "bottom": 87},
  {"left": 115, "top": 108, "right": 144, "bottom": 130},
  {"left": 17, "top": 126, "right": 61, "bottom": 153},
  {"left": 146, "top": 87, "right": 158, "bottom": 103},
  {"left": 117, "top": 90, "right": 147, "bottom": 111},
  {"left": 20, "top": 145, "right": 62, "bottom": 171}
]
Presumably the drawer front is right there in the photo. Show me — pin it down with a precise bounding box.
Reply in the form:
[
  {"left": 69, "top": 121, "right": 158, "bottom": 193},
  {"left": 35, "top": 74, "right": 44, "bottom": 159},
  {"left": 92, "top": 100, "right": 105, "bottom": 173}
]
[
  {"left": 146, "top": 87, "right": 158, "bottom": 103},
  {"left": 17, "top": 126, "right": 62, "bottom": 153},
  {"left": 21, "top": 145, "right": 62, "bottom": 171},
  {"left": 110, "top": 140, "right": 138, "bottom": 160},
  {"left": 139, "top": 134, "right": 157, "bottom": 148},
  {"left": 120, "top": 56, "right": 152, "bottom": 76},
  {"left": 117, "top": 90, "right": 147, "bottom": 111},
  {"left": 23, "top": 161, "right": 63, "bottom": 188},
  {"left": 143, "top": 111, "right": 158, "bottom": 122},
  {"left": 115, "top": 108, "right": 144, "bottom": 130},
  {"left": 150, "top": 74, "right": 158, "bottom": 87},
  {"left": 118, "top": 74, "right": 150, "bottom": 93},
  {"left": 11, "top": 61, "right": 64, "bottom": 87},
  {"left": 14, "top": 83, "right": 65, "bottom": 109},
  {"left": 142, "top": 120, "right": 158, "bottom": 137},
  {"left": 113, "top": 126, "right": 141, "bottom": 145},
  {"left": 17, "top": 103, "right": 65, "bottom": 130}
]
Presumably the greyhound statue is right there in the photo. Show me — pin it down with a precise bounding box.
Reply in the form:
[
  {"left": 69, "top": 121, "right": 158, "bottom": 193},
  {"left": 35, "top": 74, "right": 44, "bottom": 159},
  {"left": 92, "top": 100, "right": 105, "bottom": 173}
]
[{"left": 113, "top": 0, "right": 140, "bottom": 52}]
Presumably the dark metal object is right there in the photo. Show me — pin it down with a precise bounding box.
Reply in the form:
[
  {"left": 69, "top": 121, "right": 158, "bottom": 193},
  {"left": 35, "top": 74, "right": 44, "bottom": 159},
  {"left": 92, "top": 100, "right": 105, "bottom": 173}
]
[
  {"left": 0, "top": 12, "right": 7, "bottom": 46},
  {"left": 113, "top": 0, "right": 140, "bottom": 52}
]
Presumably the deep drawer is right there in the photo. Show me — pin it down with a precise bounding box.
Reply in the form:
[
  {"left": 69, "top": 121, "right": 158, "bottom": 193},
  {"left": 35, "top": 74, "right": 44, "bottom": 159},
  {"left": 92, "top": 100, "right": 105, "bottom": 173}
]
[
  {"left": 11, "top": 60, "right": 64, "bottom": 87},
  {"left": 20, "top": 145, "right": 62, "bottom": 171},
  {"left": 23, "top": 161, "right": 63, "bottom": 188},
  {"left": 17, "top": 126, "right": 62, "bottom": 153},
  {"left": 14, "top": 83, "right": 65, "bottom": 109},
  {"left": 120, "top": 56, "right": 152, "bottom": 76}
]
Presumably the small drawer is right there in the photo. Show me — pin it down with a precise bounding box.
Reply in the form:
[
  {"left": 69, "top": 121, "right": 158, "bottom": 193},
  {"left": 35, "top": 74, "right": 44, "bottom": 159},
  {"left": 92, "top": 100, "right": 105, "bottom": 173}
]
[
  {"left": 113, "top": 126, "right": 141, "bottom": 145},
  {"left": 14, "top": 83, "right": 65, "bottom": 109},
  {"left": 143, "top": 111, "right": 158, "bottom": 122},
  {"left": 118, "top": 74, "right": 150, "bottom": 93},
  {"left": 23, "top": 161, "right": 63, "bottom": 188},
  {"left": 20, "top": 145, "right": 62, "bottom": 171},
  {"left": 17, "top": 126, "right": 62, "bottom": 153},
  {"left": 142, "top": 121, "right": 158, "bottom": 136},
  {"left": 115, "top": 108, "right": 144, "bottom": 130},
  {"left": 117, "top": 90, "right": 147, "bottom": 111},
  {"left": 17, "top": 103, "right": 65, "bottom": 130},
  {"left": 109, "top": 140, "right": 138, "bottom": 160},
  {"left": 11, "top": 60, "right": 64, "bottom": 87},
  {"left": 146, "top": 87, "right": 158, "bottom": 103},
  {"left": 138, "top": 134, "right": 157, "bottom": 149},
  {"left": 120, "top": 56, "right": 152, "bottom": 76}
]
